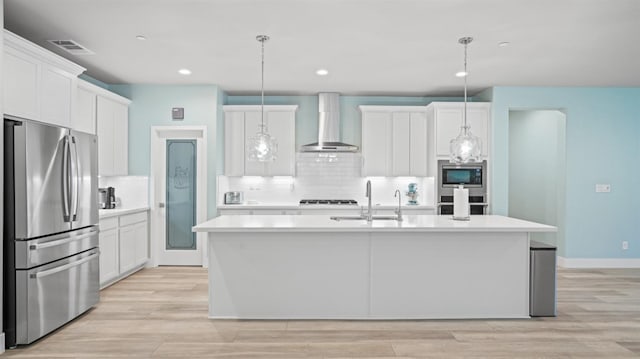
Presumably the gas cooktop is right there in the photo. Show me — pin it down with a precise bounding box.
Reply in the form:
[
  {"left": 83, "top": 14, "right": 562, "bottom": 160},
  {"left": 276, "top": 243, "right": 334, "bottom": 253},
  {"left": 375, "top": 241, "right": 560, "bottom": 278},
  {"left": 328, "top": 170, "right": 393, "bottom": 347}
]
[{"left": 299, "top": 199, "right": 358, "bottom": 205}]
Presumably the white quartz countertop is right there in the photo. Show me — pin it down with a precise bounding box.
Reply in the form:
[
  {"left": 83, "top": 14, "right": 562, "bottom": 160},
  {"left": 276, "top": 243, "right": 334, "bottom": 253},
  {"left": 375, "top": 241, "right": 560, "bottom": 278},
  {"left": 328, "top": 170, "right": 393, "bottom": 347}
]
[
  {"left": 99, "top": 207, "right": 150, "bottom": 219},
  {"left": 193, "top": 215, "right": 556, "bottom": 233},
  {"left": 217, "top": 203, "right": 435, "bottom": 210}
]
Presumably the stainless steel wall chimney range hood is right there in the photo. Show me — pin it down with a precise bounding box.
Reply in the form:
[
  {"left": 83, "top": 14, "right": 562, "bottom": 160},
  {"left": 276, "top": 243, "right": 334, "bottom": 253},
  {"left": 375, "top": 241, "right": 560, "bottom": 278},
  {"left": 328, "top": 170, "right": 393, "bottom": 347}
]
[{"left": 300, "top": 93, "right": 358, "bottom": 152}]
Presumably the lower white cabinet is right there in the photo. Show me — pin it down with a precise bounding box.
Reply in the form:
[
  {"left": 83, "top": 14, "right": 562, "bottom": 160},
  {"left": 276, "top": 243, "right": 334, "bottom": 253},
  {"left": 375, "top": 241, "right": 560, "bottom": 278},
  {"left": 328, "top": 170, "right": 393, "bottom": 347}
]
[
  {"left": 99, "top": 210, "right": 149, "bottom": 288},
  {"left": 98, "top": 218, "right": 119, "bottom": 285}
]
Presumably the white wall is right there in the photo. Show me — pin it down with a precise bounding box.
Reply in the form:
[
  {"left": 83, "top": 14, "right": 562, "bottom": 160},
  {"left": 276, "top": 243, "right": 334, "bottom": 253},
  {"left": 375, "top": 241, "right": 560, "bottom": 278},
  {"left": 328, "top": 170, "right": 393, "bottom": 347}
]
[{"left": 508, "top": 110, "right": 566, "bottom": 254}]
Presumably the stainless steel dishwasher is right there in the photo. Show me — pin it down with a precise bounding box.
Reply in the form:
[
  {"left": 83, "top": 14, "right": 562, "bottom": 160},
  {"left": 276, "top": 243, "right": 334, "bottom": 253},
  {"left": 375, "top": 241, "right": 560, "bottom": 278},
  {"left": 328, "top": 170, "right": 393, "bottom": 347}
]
[{"left": 530, "top": 240, "right": 557, "bottom": 316}]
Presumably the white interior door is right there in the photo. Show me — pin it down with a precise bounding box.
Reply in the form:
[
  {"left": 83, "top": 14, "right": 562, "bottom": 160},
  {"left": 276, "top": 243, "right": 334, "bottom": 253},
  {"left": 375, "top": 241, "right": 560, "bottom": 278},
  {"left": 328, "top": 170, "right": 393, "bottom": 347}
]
[{"left": 151, "top": 127, "right": 207, "bottom": 266}]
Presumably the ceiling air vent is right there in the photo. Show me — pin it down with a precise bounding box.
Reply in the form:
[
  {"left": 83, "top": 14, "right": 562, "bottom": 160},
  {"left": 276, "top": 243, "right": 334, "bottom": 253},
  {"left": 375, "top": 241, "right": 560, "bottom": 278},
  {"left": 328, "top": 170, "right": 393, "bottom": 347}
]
[{"left": 47, "top": 39, "right": 94, "bottom": 55}]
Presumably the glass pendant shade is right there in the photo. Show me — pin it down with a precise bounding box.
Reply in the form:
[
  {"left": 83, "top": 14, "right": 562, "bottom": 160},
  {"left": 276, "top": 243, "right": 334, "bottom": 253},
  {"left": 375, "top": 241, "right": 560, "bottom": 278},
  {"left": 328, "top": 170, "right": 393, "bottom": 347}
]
[
  {"left": 450, "top": 126, "right": 482, "bottom": 163},
  {"left": 449, "top": 36, "right": 482, "bottom": 164},
  {"left": 247, "top": 130, "right": 278, "bottom": 162},
  {"left": 247, "top": 34, "right": 277, "bottom": 162}
]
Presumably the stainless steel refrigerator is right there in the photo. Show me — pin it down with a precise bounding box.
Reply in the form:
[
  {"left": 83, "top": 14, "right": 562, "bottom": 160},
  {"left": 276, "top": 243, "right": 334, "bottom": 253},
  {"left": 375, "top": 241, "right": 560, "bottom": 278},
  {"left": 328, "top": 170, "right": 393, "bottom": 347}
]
[{"left": 3, "top": 117, "right": 99, "bottom": 347}]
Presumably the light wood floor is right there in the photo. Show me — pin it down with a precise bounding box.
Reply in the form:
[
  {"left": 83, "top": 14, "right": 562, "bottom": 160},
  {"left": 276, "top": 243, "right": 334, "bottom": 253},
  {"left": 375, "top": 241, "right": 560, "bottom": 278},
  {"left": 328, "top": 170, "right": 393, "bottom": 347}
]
[{"left": 4, "top": 266, "right": 640, "bottom": 358}]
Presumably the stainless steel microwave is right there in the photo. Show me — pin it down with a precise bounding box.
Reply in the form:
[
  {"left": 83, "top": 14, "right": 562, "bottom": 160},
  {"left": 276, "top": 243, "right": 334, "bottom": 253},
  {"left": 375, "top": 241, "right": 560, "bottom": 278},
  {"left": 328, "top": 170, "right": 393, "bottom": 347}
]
[{"left": 438, "top": 160, "right": 487, "bottom": 189}]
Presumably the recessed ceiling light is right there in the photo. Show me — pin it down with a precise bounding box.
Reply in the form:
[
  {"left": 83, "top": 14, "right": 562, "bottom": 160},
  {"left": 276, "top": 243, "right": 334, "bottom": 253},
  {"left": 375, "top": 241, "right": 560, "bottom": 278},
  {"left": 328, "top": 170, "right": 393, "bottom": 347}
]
[
  {"left": 498, "top": 41, "right": 510, "bottom": 47},
  {"left": 316, "top": 69, "right": 329, "bottom": 76},
  {"left": 178, "top": 68, "right": 192, "bottom": 75},
  {"left": 135, "top": 35, "right": 147, "bottom": 41},
  {"left": 455, "top": 71, "right": 468, "bottom": 77}
]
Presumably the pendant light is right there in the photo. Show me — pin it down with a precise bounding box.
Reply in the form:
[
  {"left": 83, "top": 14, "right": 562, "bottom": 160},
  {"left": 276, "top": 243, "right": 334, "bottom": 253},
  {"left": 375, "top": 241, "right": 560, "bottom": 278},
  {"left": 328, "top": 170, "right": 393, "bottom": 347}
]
[
  {"left": 449, "top": 36, "right": 482, "bottom": 164},
  {"left": 247, "top": 35, "right": 278, "bottom": 162}
]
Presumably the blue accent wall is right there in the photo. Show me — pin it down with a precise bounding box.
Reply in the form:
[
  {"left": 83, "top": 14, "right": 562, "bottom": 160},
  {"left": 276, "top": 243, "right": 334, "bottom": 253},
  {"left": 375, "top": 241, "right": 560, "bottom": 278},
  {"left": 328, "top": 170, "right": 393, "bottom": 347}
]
[
  {"left": 109, "top": 84, "right": 220, "bottom": 217},
  {"left": 491, "top": 87, "right": 640, "bottom": 259}
]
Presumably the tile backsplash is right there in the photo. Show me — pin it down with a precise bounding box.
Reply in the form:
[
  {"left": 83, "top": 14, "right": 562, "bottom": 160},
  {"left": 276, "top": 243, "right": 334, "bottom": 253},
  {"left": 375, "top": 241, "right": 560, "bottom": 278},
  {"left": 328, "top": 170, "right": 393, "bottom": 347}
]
[
  {"left": 219, "top": 152, "right": 434, "bottom": 206},
  {"left": 98, "top": 176, "right": 149, "bottom": 209}
]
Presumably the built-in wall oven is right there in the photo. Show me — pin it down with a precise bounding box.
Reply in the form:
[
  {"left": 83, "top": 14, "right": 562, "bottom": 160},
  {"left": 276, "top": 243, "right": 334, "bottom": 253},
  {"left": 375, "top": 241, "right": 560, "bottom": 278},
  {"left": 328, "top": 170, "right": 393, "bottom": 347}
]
[{"left": 437, "top": 160, "right": 488, "bottom": 215}]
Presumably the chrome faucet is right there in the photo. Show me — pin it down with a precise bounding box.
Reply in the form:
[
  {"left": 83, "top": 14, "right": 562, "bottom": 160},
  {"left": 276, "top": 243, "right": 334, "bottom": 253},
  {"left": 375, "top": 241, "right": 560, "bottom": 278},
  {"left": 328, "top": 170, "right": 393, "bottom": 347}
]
[
  {"left": 394, "top": 189, "right": 403, "bottom": 221},
  {"left": 365, "top": 180, "right": 373, "bottom": 222}
]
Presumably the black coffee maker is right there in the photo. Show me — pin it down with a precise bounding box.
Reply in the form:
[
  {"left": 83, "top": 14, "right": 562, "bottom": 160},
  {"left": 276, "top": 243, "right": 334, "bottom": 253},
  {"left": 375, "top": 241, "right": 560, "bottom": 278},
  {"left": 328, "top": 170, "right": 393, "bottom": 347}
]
[
  {"left": 106, "top": 187, "right": 116, "bottom": 209},
  {"left": 99, "top": 187, "right": 117, "bottom": 209}
]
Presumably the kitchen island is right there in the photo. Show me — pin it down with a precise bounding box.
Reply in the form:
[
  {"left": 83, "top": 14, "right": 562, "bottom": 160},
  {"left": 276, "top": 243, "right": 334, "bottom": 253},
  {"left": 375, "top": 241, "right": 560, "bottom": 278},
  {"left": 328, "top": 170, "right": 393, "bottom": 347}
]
[{"left": 193, "top": 215, "right": 555, "bottom": 320}]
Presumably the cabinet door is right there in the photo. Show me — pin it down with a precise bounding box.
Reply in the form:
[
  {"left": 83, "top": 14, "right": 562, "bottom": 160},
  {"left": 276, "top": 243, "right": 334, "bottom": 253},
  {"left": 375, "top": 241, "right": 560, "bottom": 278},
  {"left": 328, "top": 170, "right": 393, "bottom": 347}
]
[
  {"left": 97, "top": 96, "right": 115, "bottom": 175},
  {"left": 3, "top": 49, "right": 39, "bottom": 120},
  {"left": 435, "top": 104, "right": 489, "bottom": 158},
  {"left": 133, "top": 220, "right": 149, "bottom": 267},
  {"left": 40, "top": 65, "right": 73, "bottom": 128},
  {"left": 224, "top": 111, "right": 246, "bottom": 176},
  {"left": 112, "top": 101, "right": 129, "bottom": 175},
  {"left": 266, "top": 111, "right": 295, "bottom": 176},
  {"left": 435, "top": 108, "right": 463, "bottom": 157},
  {"left": 75, "top": 86, "right": 97, "bottom": 134},
  {"left": 467, "top": 106, "right": 489, "bottom": 156},
  {"left": 362, "top": 112, "right": 391, "bottom": 176},
  {"left": 118, "top": 224, "right": 138, "bottom": 274},
  {"left": 409, "top": 111, "right": 428, "bottom": 176},
  {"left": 97, "top": 96, "right": 129, "bottom": 176},
  {"left": 99, "top": 228, "right": 119, "bottom": 286},
  {"left": 243, "top": 111, "right": 266, "bottom": 176},
  {"left": 392, "top": 112, "right": 411, "bottom": 176}
]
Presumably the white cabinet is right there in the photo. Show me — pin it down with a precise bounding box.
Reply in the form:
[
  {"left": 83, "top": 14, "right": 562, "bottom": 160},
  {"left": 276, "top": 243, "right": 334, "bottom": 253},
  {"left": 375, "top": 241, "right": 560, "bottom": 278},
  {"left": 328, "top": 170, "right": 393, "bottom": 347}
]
[
  {"left": 359, "top": 106, "right": 428, "bottom": 177},
  {"left": 74, "top": 83, "right": 97, "bottom": 134},
  {"left": 97, "top": 94, "right": 130, "bottom": 176},
  {"left": 3, "top": 30, "right": 84, "bottom": 127},
  {"left": 98, "top": 217, "right": 119, "bottom": 285},
  {"left": 224, "top": 105, "right": 297, "bottom": 176},
  {"left": 99, "top": 210, "right": 149, "bottom": 288},
  {"left": 426, "top": 102, "right": 490, "bottom": 175},
  {"left": 118, "top": 211, "right": 148, "bottom": 273}
]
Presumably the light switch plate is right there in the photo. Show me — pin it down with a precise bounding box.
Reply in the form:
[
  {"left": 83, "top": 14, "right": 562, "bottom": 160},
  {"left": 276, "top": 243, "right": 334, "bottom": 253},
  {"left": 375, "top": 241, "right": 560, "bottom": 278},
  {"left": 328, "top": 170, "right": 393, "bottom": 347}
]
[{"left": 595, "top": 184, "right": 611, "bottom": 193}]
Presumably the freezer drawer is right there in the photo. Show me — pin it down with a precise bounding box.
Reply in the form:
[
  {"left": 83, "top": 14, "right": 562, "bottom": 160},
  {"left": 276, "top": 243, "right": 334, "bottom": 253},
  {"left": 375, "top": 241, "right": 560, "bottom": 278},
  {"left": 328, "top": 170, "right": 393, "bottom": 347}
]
[
  {"left": 530, "top": 241, "right": 557, "bottom": 317},
  {"left": 14, "top": 226, "right": 99, "bottom": 269},
  {"left": 15, "top": 248, "right": 100, "bottom": 345}
]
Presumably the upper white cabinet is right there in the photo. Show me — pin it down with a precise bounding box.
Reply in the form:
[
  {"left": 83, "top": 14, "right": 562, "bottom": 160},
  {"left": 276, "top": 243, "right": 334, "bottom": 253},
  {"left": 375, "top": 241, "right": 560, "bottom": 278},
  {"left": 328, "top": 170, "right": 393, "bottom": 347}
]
[
  {"left": 426, "top": 102, "right": 490, "bottom": 174},
  {"left": 74, "top": 81, "right": 98, "bottom": 134},
  {"left": 359, "top": 106, "right": 428, "bottom": 177},
  {"left": 3, "top": 30, "right": 84, "bottom": 127},
  {"left": 224, "top": 105, "right": 297, "bottom": 176},
  {"left": 97, "top": 94, "right": 130, "bottom": 176}
]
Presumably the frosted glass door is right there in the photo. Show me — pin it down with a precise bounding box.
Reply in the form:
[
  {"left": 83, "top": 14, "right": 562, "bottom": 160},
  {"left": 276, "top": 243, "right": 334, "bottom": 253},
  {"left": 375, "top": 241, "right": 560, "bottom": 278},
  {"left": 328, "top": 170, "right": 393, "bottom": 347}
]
[{"left": 166, "top": 140, "right": 197, "bottom": 250}]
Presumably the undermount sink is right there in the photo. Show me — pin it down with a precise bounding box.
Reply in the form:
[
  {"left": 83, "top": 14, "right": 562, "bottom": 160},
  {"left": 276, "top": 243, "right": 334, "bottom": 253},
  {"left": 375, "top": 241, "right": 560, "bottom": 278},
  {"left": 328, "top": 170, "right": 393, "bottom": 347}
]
[{"left": 330, "top": 215, "right": 399, "bottom": 221}]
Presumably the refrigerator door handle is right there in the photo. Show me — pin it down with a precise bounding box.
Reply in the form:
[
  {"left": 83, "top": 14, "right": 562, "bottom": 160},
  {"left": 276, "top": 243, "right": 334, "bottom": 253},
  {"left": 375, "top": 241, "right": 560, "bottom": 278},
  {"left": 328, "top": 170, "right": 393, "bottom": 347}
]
[
  {"left": 62, "top": 135, "right": 71, "bottom": 221},
  {"left": 29, "top": 251, "right": 99, "bottom": 279},
  {"left": 70, "top": 135, "right": 80, "bottom": 221},
  {"left": 28, "top": 229, "right": 98, "bottom": 250}
]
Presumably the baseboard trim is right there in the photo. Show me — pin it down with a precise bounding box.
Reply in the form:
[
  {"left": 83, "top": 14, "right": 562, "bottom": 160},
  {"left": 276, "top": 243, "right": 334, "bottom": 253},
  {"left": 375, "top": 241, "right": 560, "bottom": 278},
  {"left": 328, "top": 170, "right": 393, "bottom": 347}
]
[{"left": 558, "top": 256, "right": 640, "bottom": 268}]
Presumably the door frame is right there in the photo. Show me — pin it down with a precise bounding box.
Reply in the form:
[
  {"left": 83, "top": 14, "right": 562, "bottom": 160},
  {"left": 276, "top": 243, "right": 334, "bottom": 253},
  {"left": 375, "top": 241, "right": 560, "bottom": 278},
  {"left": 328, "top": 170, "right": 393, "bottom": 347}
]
[{"left": 149, "top": 126, "right": 207, "bottom": 267}]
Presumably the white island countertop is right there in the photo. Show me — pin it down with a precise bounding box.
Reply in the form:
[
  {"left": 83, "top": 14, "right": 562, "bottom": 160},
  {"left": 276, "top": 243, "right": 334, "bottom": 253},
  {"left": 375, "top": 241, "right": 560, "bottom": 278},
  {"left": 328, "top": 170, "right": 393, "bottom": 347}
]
[{"left": 193, "top": 214, "right": 556, "bottom": 233}]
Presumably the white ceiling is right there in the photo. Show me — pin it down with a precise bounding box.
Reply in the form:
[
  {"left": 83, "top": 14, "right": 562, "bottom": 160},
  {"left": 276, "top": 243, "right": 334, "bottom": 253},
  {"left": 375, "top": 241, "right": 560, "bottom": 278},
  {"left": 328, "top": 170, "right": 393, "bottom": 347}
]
[{"left": 4, "top": 0, "right": 640, "bottom": 96}]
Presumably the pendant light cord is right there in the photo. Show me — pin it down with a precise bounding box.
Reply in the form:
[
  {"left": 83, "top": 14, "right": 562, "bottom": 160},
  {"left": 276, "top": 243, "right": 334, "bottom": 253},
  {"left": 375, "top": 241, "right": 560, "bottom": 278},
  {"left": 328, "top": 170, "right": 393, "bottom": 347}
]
[
  {"left": 260, "top": 36, "right": 266, "bottom": 134},
  {"left": 463, "top": 39, "right": 468, "bottom": 132}
]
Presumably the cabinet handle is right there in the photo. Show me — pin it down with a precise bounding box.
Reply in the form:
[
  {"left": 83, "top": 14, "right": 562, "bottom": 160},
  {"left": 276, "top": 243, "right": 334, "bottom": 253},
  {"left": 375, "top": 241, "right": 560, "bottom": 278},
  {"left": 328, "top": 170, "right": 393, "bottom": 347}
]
[{"left": 158, "top": 202, "right": 165, "bottom": 208}]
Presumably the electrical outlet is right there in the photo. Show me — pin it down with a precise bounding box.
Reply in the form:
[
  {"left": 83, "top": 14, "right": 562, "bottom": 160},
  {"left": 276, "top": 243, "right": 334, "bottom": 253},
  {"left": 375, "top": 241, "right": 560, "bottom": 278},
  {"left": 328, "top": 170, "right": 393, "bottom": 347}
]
[
  {"left": 595, "top": 184, "right": 611, "bottom": 193},
  {"left": 622, "top": 241, "right": 629, "bottom": 250}
]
